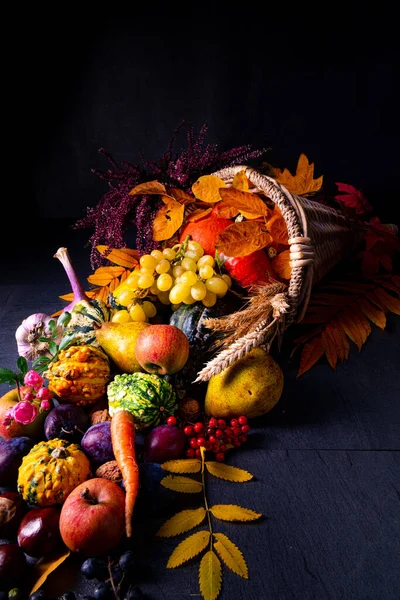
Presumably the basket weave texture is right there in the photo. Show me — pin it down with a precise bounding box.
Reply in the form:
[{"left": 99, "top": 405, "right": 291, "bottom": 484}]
[{"left": 194, "top": 165, "right": 364, "bottom": 381}]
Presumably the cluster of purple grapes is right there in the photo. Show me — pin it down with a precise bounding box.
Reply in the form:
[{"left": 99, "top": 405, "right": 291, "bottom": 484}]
[{"left": 167, "top": 415, "right": 250, "bottom": 462}]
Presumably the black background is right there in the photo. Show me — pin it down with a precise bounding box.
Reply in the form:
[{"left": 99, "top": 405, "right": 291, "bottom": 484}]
[{"left": 8, "top": 5, "right": 400, "bottom": 230}]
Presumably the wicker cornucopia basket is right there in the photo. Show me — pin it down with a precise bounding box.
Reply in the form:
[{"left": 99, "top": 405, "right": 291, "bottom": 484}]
[{"left": 195, "top": 165, "right": 365, "bottom": 381}]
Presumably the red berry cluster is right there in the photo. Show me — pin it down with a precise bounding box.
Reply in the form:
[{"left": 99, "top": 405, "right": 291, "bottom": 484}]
[{"left": 180, "top": 416, "right": 250, "bottom": 462}]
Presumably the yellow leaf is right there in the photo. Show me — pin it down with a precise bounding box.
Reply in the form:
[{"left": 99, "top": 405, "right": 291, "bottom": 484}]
[
  {"left": 156, "top": 507, "right": 206, "bottom": 537},
  {"left": 210, "top": 504, "right": 261, "bottom": 522},
  {"left": 153, "top": 199, "right": 185, "bottom": 241},
  {"left": 359, "top": 298, "right": 386, "bottom": 329},
  {"left": 214, "top": 533, "right": 248, "bottom": 579},
  {"left": 96, "top": 246, "right": 139, "bottom": 269},
  {"left": 192, "top": 175, "right": 226, "bottom": 203},
  {"left": 266, "top": 214, "right": 289, "bottom": 245},
  {"left": 321, "top": 329, "right": 338, "bottom": 370},
  {"left": 59, "top": 290, "right": 97, "bottom": 302},
  {"left": 216, "top": 221, "right": 272, "bottom": 257},
  {"left": 271, "top": 249, "right": 292, "bottom": 280},
  {"left": 161, "top": 475, "right": 203, "bottom": 493},
  {"left": 167, "top": 530, "right": 210, "bottom": 568},
  {"left": 29, "top": 548, "right": 70, "bottom": 594},
  {"left": 161, "top": 459, "right": 201, "bottom": 474},
  {"left": 186, "top": 207, "right": 213, "bottom": 222},
  {"left": 374, "top": 287, "right": 400, "bottom": 316},
  {"left": 297, "top": 336, "right": 324, "bottom": 377},
  {"left": 274, "top": 153, "right": 323, "bottom": 196},
  {"left": 168, "top": 187, "right": 194, "bottom": 204},
  {"left": 212, "top": 202, "right": 240, "bottom": 219},
  {"left": 219, "top": 188, "right": 269, "bottom": 217},
  {"left": 129, "top": 180, "right": 167, "bottom": 196},
  {"left": 232, "top": 170, "right": 250, "bottom": 191},
  {"left": 199, "top": 550, "right": 222, "bottom": 600},
  {"left": 205, "top": 462, "right": 253, "bottom": 482},
  {"left": 87, "top": 266, "right": 126, "bottom": 286}
]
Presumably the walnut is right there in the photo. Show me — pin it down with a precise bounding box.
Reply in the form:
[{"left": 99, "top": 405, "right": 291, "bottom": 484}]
[
  {"left": 177, "top": 397, "right": 202, "bottom": 423},
  {"left": 90, "top": 409, "right": 112, "bottom": 425},
  {"left": 95, "top": 461, "right": 122, "bottom": 483}
]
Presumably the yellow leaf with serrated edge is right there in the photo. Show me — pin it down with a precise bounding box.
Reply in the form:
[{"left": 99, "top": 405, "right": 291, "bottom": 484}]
[
  {"left": 161, "top": 475, "right": 203, "bottom": 493},
  {"left": 152, "top": 199, "right": 185, "bottom": 241},
  {"left": 219, "top": 187, "right": 269, "bottom": 217},
  {"left": 205, "top": 462, "right": 253, "bottom": 482},
  {"left": 199, "top": 550, "right": 222, "bottom": 600},
  {"left": 96, "top": 246, "right": 139, "bottom": 269},
  {"left": 167, "top": 530, "right": 210, "bottom": 568},
  {"left": 185, "top": 207, "right": 213, "bottom": 222},
  {"left": 29, "top": 548, "right": 70, "bottom": 594},
  {"left": 129, "top": 180, "right": 167, "bottom": 196},
  {"left": 214, "top": 533, "right": 248, "bottom": 579},
  {"left": 192, "top": 175, "right": 226, "bottom": 203},
  {"left": 210, "top": 504, "right": 262, "bottom": 522},
  {"left": 216, "top": 221, "right": 272, "bottom": 257},
  {"left": 274, "top": 153, "right": 323, "bottom": 196},
  {"left": 168, "top": 187, "right": 194, "bottom": 204},
  {"left": 232, "top": 170, "right": 250, "bottom": 191},
  {"left": 374, "top": 287, "right": 400, "bottom": 315},
  {"left": 157, "top": 507, "right": 206, "bottom": 537},
  {"left": 161, "top": 459, "right": 201, "bottom": 474},
  {"left": 87, "top": 266, "right": 126, "bottom": 286}
]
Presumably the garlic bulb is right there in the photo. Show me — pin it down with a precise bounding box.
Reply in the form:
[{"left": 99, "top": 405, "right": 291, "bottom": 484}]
[{"left": 15, "top": 313, "right": 62, "bottom": 360}]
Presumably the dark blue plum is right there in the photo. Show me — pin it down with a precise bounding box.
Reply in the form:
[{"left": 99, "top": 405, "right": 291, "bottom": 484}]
[
  {"left": 0, "top": 437, "right": 35, "bottom": 487},
  {"left": 44, "top": 404, "right": 89, "bottom": 442},
  {"left": 81, "top": 422, "right": 114, "bottom": 466}
]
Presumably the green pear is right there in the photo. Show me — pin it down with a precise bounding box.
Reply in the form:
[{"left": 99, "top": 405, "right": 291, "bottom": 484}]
[{"left": 95, "top": 321, "right": 150, "bottom": 373}]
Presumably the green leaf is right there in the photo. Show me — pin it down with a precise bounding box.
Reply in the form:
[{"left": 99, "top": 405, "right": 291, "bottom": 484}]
[
  {"left": 48, "top": 342, "right": 58, "bottom": 357},
  {"left": 0, "top": 368, "right": 17, "bottom": 384},
  {"left": 38, "top": 337, "right": 51, "bottom": 343},
  {"left": 32, "top": 356, "right": 51, "bottom": 368},
  {"left": 17, "top": 356, "right": 28, "bottom": 375},
  {"left": 57, "top": 312, "right": 71, "bottom": 328},
  {"left": 48, "top": 319, "right": 56, "bottom": 333},
  {"left": 58, "top": 334, "right": 75, "bottom": 352}
]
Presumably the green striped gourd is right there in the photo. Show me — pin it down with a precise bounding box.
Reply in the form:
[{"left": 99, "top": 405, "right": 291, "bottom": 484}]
[{"left": 65, "top": 299, "right": 111, "bottom": 346}]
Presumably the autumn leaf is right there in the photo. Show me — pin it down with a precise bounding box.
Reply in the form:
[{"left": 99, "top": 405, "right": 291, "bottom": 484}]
[
  {"left": 29, "top": 548, "right": 70, "bottom": 594},
  {"left": 167, "top": 530, "right": 210, "bottom": 568},
  {"left": 192, "top": 175, "right": 226, "bottom": 203},
  {"left": 266, "top": 214, "right": 289, "bottom": 245},
  {"left": 321, "top": 330, "right": 338, "bottom": 370},
  {"left": 209, "top": 504, "right": 262, "bottom": 522},
  {"left": 334, "top": 182, "right": 372, "bottom": 215},
  {"left": 157, "top": 507, "right": 207, "bottom": 538},
  {"left": 161, "top": 475, "right": 203, "bottom": 493},
  {"left": 161, "top": 459, "right": 201, "bottom": 474},
  {"left": 199, "top": 550, "right": 222, "bottom": 600},
  {"left": 212, "top": 202, "right": 239, "bottom": 219},
  {"left": 216, "top": 221, "right": 272, "bottom": 257},
  {"left": 205, "top": 462, "right": 253, "bottom": 482},
  {"left": 129, "top": 180, "right": 167, "bottom": 196},
  {"left": 87, "top": 266, "right": 126, "bottom": 286},
  {"left": 96, "top": 246, "right": 139, "bottom": 269},
  {"left": 271, "top": 249, "right": 291, "bottom": 280},
  {"left": 273, "top": 153, "right": 323, "bottom": 196},
  {"left": 297, "top": 336, "right": 325, "bottom": 378},
  {"left": 359, "top": 298, "right": 386, "bottom": 329},
  {"left": 219, "top": 187, "right": 269, "bottom": 218},
  {"left": 214, "top": 533, "right": 248, "bottom": 579},
  {"left": 153, "top": 199, "right": 185, "bottom": 241},
  {"left": 373, "top": 287, "right": 400, "bottom": 315},
  {"left": 168, "top": 187, "right": 194, "bottom": 204},
  {"left": 186, "top": 207, "right": 213, "bottom": 222},
  {"left": 232, "top": 170, "right": 250, "bottom": 191}
]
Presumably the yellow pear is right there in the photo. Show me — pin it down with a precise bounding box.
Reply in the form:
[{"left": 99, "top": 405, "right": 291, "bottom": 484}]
[
  {"left": 204, "top": 347, "right": 284, "bottom": 419},
  {"left": 95, "top": 321, "right": 150, "bottom": 373}
]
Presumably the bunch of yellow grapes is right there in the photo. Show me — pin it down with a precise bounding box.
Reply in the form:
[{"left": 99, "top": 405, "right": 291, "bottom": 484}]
[{"left": 111, "top": 239, "right": 232, "bottom": 323}]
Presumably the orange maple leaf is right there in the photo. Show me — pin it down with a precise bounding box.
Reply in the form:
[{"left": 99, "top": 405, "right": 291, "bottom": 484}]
[{"left": 273, "top": 153, "right": 323, "bottom": 196}]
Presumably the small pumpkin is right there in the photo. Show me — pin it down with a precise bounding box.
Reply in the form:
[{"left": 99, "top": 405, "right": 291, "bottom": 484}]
[
  {"left": 17, "top": 438, "right": 91, "bottom": 506},
  {"left": 64, "top": 299, "right": 111, "bottom": 346},
  {"left": 107, "top": 372, "right": 177, "bottom": 430},
  {"left": 46, "top": 345, "right": 111, "bottom": 407}
]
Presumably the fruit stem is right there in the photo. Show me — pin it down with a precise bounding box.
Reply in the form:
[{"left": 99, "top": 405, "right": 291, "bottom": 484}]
[
  {"left": 200, "top": 447, "right": 213, "bottom": 549},
  {"left": 80, "top": 487, "right": 98, "bottom": 505}
]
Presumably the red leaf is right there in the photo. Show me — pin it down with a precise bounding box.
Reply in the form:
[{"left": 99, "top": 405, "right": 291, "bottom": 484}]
[
  {"left": 297, "top": 337, "right": 324, "bottom": 377},
  {"left": 334, "top": 182, "right": 372, "bottom": 214}
]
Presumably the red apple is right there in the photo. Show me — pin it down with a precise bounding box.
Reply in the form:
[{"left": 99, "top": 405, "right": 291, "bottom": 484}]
[
  {"left": 134, "top": 324, "right": 190, "bottom": 375},
  {"left": 59, "top": 478, "right": 125, "bottom": 556},
  {"left": 0, "top": 388, "right": 49, "bottom": 439}
]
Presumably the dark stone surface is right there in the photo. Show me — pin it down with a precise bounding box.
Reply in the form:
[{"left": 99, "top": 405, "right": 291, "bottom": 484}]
[{"left": 0, "top": 221, "right": 399, "bottom": 599}]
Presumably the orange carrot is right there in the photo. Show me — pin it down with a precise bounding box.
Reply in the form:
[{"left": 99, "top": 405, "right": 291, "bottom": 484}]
[{"left": 111, "top": 410, "right": 139, "bottom": 538}]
